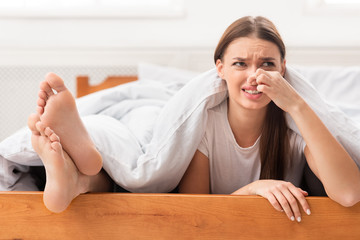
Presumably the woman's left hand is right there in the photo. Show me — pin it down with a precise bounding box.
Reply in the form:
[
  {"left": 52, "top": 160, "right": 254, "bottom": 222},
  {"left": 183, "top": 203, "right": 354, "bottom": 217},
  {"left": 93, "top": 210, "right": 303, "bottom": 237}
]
[
  {"left": 232, "top": 180, "right": 311, "bottom": 222},
  {"left": 253, "top": 69, "right": 303, "bottom": 113}
]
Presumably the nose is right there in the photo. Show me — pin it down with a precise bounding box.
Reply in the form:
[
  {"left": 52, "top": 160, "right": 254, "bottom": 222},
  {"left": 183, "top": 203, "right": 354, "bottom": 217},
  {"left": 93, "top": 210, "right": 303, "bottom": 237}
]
[{"left": 246, "top": 66, "right": 258, "bottom": 86}]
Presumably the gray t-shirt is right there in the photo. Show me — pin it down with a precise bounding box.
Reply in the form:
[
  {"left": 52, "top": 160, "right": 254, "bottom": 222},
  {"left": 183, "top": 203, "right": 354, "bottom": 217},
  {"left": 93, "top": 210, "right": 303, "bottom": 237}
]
[{"left": 198, "top": 99, "right": 306, "bottom": 194}]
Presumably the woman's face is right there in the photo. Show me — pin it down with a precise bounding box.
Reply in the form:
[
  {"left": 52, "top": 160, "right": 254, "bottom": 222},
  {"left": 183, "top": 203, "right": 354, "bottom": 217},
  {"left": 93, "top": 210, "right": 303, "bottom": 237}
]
[{"left": 216, "top": 37, "right": 286, "bottom": 111}]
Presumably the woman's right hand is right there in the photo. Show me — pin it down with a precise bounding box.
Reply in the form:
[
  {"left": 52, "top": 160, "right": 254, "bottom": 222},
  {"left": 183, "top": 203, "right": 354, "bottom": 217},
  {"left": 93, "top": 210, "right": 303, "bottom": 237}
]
[{"left": 232, "top": 180, "right": 311, "bottom": 222}]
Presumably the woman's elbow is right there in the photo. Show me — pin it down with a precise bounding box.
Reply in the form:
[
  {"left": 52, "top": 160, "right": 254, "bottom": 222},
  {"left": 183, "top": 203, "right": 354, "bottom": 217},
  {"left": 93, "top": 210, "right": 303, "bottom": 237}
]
[
  {"left": 341, "top": 194, "right": 360, "bottom": 207},
  {"left": 331, "top": 191, "right": 360, "bottom": 207}
]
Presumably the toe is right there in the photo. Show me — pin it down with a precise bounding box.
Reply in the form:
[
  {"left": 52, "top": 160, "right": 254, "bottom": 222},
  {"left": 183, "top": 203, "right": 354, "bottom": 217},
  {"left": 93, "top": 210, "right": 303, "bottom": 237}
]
[
  {"left": 45, "top": 72, "right": 67, "bottom": 93},
  {"left": 28, "top": 113, "right": 41, "bottom": 133},
  {"left": 40, "top": 81, "right": 54, "bottom": 97},
  {"left": 35, "top": 121, "right": 46, "bottom": 135},
  {"left": 51, "top": 141, "right": 62, "bottom": 153},
  {"left": 37, "top": 97, "right": 46, "bottom": 108},
  {"left": 38, "top": 90, "right": 48, "bottom": 101},
  {"left": 37, "top": 106, "right": 44, "bottom": 115},
  {"left": 49, "top": 133, "right": 60, "bottom": 143},
  {"left": 44, "top": 127, "right": 53, "bottom": 137},
  {"left": 45, "top": 127, "right": 60, "bottom": 143}
]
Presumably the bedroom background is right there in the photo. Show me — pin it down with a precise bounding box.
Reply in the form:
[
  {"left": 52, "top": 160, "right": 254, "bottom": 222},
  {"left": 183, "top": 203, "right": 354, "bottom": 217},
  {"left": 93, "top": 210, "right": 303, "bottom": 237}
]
[{"left": 1, "top": 0, "right": 360, "bottom": 141}]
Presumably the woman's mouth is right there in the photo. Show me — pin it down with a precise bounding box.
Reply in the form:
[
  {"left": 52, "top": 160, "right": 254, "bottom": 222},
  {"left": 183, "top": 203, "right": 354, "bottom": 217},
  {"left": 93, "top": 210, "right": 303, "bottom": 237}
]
[
  {"left": 242, "top": 88, "right": 263, "bottom": 100},
  {"left": 243, "top": 89, "right": 262, "bottom": 95}
]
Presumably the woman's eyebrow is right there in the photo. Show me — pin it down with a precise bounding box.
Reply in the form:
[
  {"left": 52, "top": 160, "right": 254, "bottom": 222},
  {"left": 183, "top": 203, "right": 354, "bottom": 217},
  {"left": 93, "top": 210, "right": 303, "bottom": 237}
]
[
  {"left": 260, "top": 57, "right": 276, "bottom": 61},
  {"left": 232, "top": 57, "right": 247, "bottom": 61},
  {"left": 232, "top": 57, "right": 276, "bottom": 61}
]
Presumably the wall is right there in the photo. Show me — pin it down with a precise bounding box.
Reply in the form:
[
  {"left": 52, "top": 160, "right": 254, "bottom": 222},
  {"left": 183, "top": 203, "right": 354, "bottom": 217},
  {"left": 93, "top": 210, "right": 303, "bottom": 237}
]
[
  {"left": 1, "top": 0, "right": 360, "bottom": 141},
  {"left": 1, "top": 0, "right": 360, "bottom": 66}
]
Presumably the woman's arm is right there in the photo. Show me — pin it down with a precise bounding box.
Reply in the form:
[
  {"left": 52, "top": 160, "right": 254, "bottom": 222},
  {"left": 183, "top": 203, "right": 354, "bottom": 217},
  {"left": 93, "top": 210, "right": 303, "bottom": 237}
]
[
  {"left": 178, "top": 150, "right": 210, "bottom": 194},
  {"left": 256, "top": 69, "right": 360, "bottom": 207},
  {"left": 292, "top": 102, "right": 360, "bottom": 206}
]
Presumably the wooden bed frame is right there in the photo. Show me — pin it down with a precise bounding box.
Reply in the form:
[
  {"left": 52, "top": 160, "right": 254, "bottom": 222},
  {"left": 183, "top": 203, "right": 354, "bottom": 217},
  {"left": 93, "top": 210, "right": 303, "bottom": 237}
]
[
  {"left": 76, "top": 75, "right": 138, "bottom": 97},
  {"left": 0, "top": 75, "right": 359, "bottom": 239}
]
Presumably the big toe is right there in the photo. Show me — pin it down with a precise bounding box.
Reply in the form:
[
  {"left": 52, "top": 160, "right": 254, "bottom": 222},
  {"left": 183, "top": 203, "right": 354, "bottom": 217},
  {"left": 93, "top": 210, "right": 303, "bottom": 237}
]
[
  {"left": 45, "top": 72, "right": 67, "bottom": 93},
  {"left": 28, "top": 113, "right": 40, "bottom": 133},
  {"left": 39, "top": 81, "right": 54, "bottom": 98}
]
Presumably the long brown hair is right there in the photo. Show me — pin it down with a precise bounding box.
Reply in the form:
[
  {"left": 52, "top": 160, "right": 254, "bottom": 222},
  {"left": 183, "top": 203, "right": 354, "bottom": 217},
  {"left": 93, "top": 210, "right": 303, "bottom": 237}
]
[{"left": 214, "top": 16, "right": 289, "bottom": 180}]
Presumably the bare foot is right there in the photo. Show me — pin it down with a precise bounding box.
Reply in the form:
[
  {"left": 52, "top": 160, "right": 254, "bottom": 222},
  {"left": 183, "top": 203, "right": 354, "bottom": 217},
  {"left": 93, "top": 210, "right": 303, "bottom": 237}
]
[
  {"left": 36, "top": 73, "right": 102, "bottom": 176},
  {"left": 28, "top": 114, "right": 89, "bottom": 213}
]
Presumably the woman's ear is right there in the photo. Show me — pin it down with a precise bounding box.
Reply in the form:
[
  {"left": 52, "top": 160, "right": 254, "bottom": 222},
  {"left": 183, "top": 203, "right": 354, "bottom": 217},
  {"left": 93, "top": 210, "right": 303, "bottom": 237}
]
[{"left": 216, "top": 59, "right": 225, "bottom": 79}]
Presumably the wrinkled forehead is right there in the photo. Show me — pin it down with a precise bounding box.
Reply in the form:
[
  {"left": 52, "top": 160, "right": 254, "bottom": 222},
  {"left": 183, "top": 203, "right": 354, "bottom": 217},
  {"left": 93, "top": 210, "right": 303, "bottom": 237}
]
[{"left": 224, "top": 37, "right": 282, "bottom": 60}]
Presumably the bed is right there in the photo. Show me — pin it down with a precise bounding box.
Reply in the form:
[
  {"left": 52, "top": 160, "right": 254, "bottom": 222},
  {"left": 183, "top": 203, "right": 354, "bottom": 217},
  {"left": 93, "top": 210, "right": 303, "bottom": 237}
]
[{"left": 0, "top": 64, "right": 360, "bottom": 239}]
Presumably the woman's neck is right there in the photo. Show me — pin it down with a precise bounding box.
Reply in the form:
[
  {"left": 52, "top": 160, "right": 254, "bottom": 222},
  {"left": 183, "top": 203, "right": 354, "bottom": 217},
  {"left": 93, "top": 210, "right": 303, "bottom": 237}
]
[{"left": 227, "top": 98, "right": 267, "bottom": 148}]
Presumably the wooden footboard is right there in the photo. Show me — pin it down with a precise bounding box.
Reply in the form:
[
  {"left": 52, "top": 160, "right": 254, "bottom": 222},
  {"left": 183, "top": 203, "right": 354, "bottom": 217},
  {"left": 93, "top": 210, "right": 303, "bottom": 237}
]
[{"left": 0, "top": 192, "right": 359, "bottom": 239}]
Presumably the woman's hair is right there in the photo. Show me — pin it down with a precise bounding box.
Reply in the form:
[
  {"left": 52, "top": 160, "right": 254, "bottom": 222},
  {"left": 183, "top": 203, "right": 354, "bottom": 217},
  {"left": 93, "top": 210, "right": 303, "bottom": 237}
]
[
  {"left": 214, "top": 16, "right": 289, "bottom": 180},
  {"left": 214, "top": 16, "right": 286, "bottom": 63}
]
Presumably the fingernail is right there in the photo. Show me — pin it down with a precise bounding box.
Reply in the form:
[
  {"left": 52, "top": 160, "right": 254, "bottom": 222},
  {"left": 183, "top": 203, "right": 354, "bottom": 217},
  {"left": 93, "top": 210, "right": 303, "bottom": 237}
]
[
  {"left": 297, "top": 217, "right": 302, "bottom": 222},
  {"left": 291, "top": 216, "right": 295, "bottom": 221},
  {"left": 306, "top": 209, "right": 311, "bottom": 215}
]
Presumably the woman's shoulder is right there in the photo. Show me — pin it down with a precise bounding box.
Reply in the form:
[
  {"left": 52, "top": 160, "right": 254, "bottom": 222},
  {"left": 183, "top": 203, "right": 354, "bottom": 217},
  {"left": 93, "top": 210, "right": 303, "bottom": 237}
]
[
  {"left": 208, "top": 98, "right": 228, "bottom": 113},
  {"left": 205, "top": 99, "right": 228, "bottom": 125},
  {"left": 201, "top": 99, "right": 231, "bottom": 144}
]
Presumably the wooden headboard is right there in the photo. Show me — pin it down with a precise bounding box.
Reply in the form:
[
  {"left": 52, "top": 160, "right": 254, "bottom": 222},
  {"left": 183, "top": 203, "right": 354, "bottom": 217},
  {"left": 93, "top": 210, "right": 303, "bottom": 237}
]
[{"left": 0, "top": 75, "right": 359, "bottom": 239}]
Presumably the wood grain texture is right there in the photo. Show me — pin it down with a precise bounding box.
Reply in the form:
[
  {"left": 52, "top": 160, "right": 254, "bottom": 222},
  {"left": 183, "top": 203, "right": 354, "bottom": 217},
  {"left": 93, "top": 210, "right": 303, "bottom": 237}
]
[{"left": 0, "top": 192, "right": 359, "bottom": 240}]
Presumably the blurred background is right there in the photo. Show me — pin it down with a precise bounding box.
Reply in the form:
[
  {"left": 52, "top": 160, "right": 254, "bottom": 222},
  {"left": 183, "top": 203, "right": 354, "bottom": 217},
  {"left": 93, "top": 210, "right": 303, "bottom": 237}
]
[{"left": 1, "top": 0, "right": 360, "bottom": 141}]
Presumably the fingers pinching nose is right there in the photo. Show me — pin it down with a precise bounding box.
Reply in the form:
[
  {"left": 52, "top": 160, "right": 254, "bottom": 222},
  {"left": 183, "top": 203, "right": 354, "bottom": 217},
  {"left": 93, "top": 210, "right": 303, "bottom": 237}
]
[
  {"left": 255, "top": 68, "right": 265, "bottom": 75},
  {"left": 247, "top": 75, "right": 257, "bottom": 86}
]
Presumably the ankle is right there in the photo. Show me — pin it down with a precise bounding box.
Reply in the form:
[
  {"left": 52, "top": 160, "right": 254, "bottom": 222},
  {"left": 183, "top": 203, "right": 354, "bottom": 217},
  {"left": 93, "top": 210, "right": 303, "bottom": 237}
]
[{"left": 77, "top": 174, "right": 92, "bottom": 194}]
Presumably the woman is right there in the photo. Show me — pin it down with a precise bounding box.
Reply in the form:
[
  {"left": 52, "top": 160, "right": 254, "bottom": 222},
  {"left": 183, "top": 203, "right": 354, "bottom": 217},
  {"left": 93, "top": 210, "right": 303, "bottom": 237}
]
[{"left": 178, "top": 16, "right": 360, "bottom": 222}]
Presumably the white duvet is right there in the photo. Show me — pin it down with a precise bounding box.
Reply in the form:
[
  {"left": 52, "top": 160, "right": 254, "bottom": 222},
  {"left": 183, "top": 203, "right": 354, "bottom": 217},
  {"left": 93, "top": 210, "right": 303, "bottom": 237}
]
[{"left": 0, "top": 64, "right": 359, "bottom": 192}]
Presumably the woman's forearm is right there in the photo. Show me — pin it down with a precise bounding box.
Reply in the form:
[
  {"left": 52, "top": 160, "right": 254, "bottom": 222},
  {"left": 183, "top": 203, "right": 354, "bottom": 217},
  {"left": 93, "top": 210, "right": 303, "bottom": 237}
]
[{"left": 289, "top": 100, "right": 360, "bottom": 206}]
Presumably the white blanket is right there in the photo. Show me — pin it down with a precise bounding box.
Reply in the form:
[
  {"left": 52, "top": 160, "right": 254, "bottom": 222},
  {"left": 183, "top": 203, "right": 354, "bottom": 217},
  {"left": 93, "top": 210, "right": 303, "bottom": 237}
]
[{"left": 0, "top": 66, "right": 359, "bottom": 192}]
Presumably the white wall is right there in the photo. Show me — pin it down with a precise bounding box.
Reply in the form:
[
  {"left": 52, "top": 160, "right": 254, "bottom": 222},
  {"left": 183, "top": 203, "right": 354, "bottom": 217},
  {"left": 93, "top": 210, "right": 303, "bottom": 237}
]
[
  {"left": 1, "top": 0, "right": 360, "bottom": 141},
  {"left": 1, "top": 0, "right": 360, "bottom": 65},
  {"left": 0, "top": 0, "right": 360, "bottom": 48}
]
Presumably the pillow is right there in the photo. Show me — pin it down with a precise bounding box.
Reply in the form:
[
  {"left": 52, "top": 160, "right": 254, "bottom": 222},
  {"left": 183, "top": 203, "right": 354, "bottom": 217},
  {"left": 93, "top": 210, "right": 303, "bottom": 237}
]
[
  {"left": 0, "top": 127, "right": 41, "bottom": 166},
  {"left": 294, "top": 66, "right": 360, "bottom": 122}
]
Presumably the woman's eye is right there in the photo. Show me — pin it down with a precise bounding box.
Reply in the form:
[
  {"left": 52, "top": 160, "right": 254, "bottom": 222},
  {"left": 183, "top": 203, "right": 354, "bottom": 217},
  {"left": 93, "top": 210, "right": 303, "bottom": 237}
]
[
  {"left": 262, "top": 62, "right": 275, "bottom": 67},
  {"left": 233, "top": 62, "right": 246, "bottom": 67}
]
